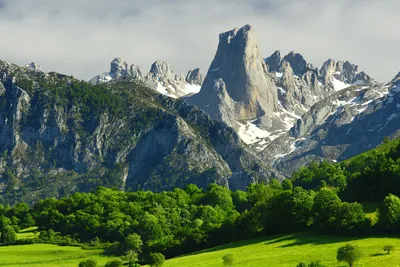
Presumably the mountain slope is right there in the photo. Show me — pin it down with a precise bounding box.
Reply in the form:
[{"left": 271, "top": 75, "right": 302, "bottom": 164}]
[
  {"left": 0, "top": 59, "right": 278, "bottom": 204},
  {"left": 262, "top": 73, "right": 400, "bottom": 175}
]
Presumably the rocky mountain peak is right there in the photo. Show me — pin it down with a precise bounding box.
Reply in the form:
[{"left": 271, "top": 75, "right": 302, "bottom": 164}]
[
  {"left": 148, "top": 60, "right": 176, "bottom": 80},
  {"left": 265, "top": 50, "right": 282, "bottom": 73},
  {"left": 110, "top": 57, "right": 128, "bottom": 77},
  {"left": 25, "top": 62, "right": 42, "bottom": 72},
  {"left": 283, "top": 51, "right": 308, "bottom": 76},
  {"left": 186, "top": 68, "right": 204, "bottom": 85},
  {"left": 187, "top": 24, "right": 279, "bottom": 127}
]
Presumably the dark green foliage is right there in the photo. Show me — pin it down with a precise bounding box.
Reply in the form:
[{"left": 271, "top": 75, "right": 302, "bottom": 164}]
[
  {"left": 383, "top": 245, "right": 395, "bottom": 254},
  {"left": 292, "top": 161, "right": 346, "bottom": 190},
  {"left": 336, "top": 244, "right": 362, "bottom": 267},
  {"left": 378, "top": 194, "right": 400, "bottom": 231},
  {"left": 105, "top": 259, "right": 123, "bottom": 267},
  {"left": 148, "top": 253, "right": 165, "bottom": 267},
  {"left": 222, "top": 253, "right": 236, "bottom": 266},
  {"left": 282, "top": 179, "right": 293, "bottom": 191},
  {"left": 297, "top": 260, "right": 325, "bottom": 267},
  {"left": 78, "top": 259, "right": 97, "bottom": 267},
  {"left": 0, "top": 225, "right": 17, "bottom": 243}
]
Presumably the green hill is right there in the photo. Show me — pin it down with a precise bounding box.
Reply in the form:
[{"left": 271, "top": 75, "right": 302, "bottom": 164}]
[{"left": 162, "top": 232, "right": 400, "bottom": 267}]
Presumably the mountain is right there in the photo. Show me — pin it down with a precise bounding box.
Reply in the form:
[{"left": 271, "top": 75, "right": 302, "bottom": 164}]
[
  {"left": 262, "top": 72, "right": 400, "bottom": 175},
  {"left": 90, "top": 58, "right": 204, "bottom": 98},
  {"left": 0, "top": 59, "right": 278, "bottom": 204},
  {"left": 186, "top": 25, "right": 374, "bottom": 152}
]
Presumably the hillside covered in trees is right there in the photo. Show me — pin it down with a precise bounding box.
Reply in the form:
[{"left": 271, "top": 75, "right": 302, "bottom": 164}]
[{"left": 0, "top": 139, "right": 399, "bottom": 266}]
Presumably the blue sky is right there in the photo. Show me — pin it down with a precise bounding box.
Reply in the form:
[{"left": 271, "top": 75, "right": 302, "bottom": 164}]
[{"left": 0, "top": 0, "right": 399, "bottom": 82}]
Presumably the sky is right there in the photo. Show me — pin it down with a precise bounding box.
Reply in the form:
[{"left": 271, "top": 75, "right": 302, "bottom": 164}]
[{"left": 0, "top": 0, "right": 399, "bottom": 82}]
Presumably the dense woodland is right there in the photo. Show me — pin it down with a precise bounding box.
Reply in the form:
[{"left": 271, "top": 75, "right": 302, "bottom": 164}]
[{"left": 0, "top": 139, "right": 399, "bottom": 265}]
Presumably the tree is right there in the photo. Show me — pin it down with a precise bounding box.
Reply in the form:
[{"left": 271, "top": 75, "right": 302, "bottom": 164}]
[
  {"left": 222, "top": 253, "right": 236, "bottom": 266},
  {"left": 122, "top": 250, "right": 139, "bottom": 267},
  {"left": 384, "top": 245, "right": 395, "bottom": 254},
  {"left": 78, "top": 259, "right": 97, "bottom": 267},
  {"left": 281, "top": 179, "right": 293, "bottom": 191},
  {"left": 1, "top": 225, "right": 17, "bottom": 243},
  {"left": 123, "top": 233, "right": 143, "bottom": 253},
  {"left": 105, "top": 259, "right": 123, "bottom": 267},
  {"left": 148, "top": 253, "right": 165, "bottom": 267},
  {"left": 337, "top": 244, "right": 362, "bottom": 267},
  {"left": 378, "top": 194, "right": 400, "bottom": 230},
  {"left": 0, "top": 215, "right": 11, "bottom": 232}
]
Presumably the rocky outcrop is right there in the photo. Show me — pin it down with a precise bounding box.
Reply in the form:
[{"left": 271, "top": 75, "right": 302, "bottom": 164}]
[
  {"left": 261, "top": 74, "right": 400, "bottom": 176},
  {"left": 187, "top": 25, "right": 280, "bottom": 131},
  {"left": 25, "top": 62, "right": 42, "bottom": 72},
  {"left": 90, "top": 58, "right": 203, "bottom": 98}
]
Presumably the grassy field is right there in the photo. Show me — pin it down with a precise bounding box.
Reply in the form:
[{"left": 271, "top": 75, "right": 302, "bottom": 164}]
[
  {"left": 0, "top": 229, "right": 117, "bottom": 267},
  {"left": 0, "top": 244, "right": 117, "bottom": 267},
  {"left": 163, "top": 233, "right": 400, "bottom": 267}
]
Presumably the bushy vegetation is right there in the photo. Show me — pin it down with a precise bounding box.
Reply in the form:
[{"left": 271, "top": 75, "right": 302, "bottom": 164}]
[{"left": 0, "top": 103, "right": 398, "bottom": 266}]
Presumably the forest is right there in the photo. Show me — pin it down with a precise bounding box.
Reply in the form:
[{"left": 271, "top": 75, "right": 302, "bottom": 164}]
[{"left": 0, "top": 140, "right": 399, "bottom": 266}]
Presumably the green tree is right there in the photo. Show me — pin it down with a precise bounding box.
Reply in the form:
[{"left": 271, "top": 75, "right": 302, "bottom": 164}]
[
  {"left": 222, "top": 253, "right": 236, "bottom": 266},
  {"left": 148, "top": 253, "right": 165, "bottom": 267},
  {"left": 1, "top": 225, "right": 17, "bottom": 243},
  {"left": 0, "top": 215, "right": 11, "bottom": 232},
  {"left": 383, "top": 245, "right": 395, "bottom": 254},
  {"left": 123, "top": 233, "right": 143, "bottom": 253},
  {"left": 78, "top": 259, "right": 97, "bottom": 267},
  {"left": 282, "top": 179, "right": 293, "bottom": 191},
  {"left": 378, "top": 194, "right": 400, "bottom": 230},
  {"left": 313, "top": 188, "right": 342, "bottom": 231},
  {"left": 337, "top": 244, "right": 362, "bottom": 267},
  {"left": 122, "top": 250, "right": 139, "bottom": 267}
]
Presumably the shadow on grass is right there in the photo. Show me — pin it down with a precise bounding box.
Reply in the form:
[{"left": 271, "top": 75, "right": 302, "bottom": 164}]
[
  {"left": 370, "top": 252, "right": 387, "bottom": 257},
  {"left": 179, "top": 231, "right": 400, "bottom": 257}
]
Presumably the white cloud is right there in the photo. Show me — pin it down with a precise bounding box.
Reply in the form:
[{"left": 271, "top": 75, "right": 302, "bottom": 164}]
[{"left": 0, "top": 0, "right": 398, "bottom": 82}]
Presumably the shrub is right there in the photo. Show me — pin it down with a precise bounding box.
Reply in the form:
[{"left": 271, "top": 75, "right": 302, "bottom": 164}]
[
  {"left": 78, "top": 259, "right": 97, "bottom": 267},
  {"left": 148, "top": 253, "right": 165, "bottom": 267},
  {"left": 297, "top": 260, "right": 325, "bottom": 267},
  {"left": 222, "top": 253, "right": 236, "bottom": 266},
  {"left": 105, "top": 259, "right": 123, "bottom": 267},
  {"left": 384, "top": 245, "right": 395, "bottom": 254},
  {"left": 337, "top": 244, "right": 362, "bottom": 267},
  {"left": 1, "top": 226, "right": 17, "bottom": 244}
]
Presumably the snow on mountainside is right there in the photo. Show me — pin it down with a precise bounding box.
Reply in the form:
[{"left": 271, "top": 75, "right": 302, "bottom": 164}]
[
  {"left": 261, "top": 74, "right": 400, "bottom": 176},
  {"left": 90, "top": 58, "right": 204, "bottom": 98}
]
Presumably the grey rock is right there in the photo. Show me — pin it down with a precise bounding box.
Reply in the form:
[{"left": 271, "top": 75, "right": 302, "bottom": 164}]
[
  {"left": 186, "top": 68, "right": 204, "bottom": 85},
  {"left": 25, "top": 62, "right": 42, "bottom": 72},
  {"left": 283, "top": 51, "right": 310, "bottom": 76},
  {"left": 187, "top": 24, "right": 279, "bottom": 129},
  {"left": 264, "top": 50, "right": 282, "bottom": 73}
]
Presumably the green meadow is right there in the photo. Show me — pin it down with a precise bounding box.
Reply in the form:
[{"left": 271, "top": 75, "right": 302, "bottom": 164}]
[{"left": 163, "top": 233, "right": 400, "bottom": 267}]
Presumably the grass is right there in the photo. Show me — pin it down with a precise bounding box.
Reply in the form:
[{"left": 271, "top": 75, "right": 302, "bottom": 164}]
[
  {"left": 163, "top": 232, "right": 400, "bottom": 267},
  {"left": 0, "top": 243, "right": 118, "bottom": 266},
  {"left": 16, "top": 227, "right": 39, "bottom": 240},
  {"left": 362, "top": 202, "right": 380, "bottom": 225},
  {"left": 341, "top": 138, "right": 400, "bottom": 171}
]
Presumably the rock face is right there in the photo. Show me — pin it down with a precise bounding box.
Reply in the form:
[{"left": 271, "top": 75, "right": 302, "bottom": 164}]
[
  {"left": 261, "top": 73, "right": 400, "bottom": 176},
  {"left": 25, "top": 62, "right": 42, "bottom": 72},
  {"left": 0, "top": 59, "right": 278, "bottom": 204},
  {"left": 90, "top": 58, "right": 204, "bottom": 98},
  {"left": 187, "top": 25, "right": 279, "bottom": 131}
]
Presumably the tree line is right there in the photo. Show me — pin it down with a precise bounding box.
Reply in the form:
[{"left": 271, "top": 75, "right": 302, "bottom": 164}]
[{"left": 0, "top": 142, "right": 399, "bottom": 266}]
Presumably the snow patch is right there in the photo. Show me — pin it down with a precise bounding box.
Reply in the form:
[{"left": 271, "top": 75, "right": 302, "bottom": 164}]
[
  {"left": 184, "top": 83, "right": 201, "bottom": 95},
  {"left": 275, "top": 72, "right": 283, "bottom": 78},
  {"left": 332, "top": 77, "right": 350, "bottom": 91}
]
